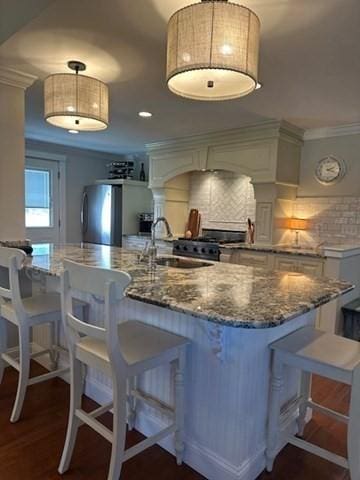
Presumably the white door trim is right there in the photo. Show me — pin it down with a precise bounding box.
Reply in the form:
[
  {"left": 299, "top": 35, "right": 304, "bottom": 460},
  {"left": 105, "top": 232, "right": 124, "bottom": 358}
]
[{"left": 26, "top": 149, "right": 67, "bottom": 244}]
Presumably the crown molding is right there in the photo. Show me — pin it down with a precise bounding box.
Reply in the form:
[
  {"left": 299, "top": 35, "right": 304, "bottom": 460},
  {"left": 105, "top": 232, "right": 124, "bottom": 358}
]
[
  {"left": 0, "top": 67, "right": 37, "bottom": 89},
  {"left": 304, "top": 123, "right": 360, "bottom": 141},
  {"left": 146, "top": 120, "right": 304, "bottom": 154}
]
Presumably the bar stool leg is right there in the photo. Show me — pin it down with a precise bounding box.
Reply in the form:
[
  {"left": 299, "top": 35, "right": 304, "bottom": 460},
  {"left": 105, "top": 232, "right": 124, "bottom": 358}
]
[
  {"left": 174, "top": 349, "right": 186, "bottom": 466},
  {"left": 0, "top": 317, "right": 7, "bottom": 384},
  {"left": 58, "top": 357, "right": 83, "bottom": 474},
  {"left": 348, "top": 364, "right": 360, "bottom": 480},
  {"left": 107, "top": 378, "right": 127, "bottom": 480},
  {"left": 10, "top": 325, "right": 30, "bottom": 423},
  {"left": 49, "top": 321, "right": 59, "bottom": 370},
  {"left": 266, "top": 352, "right": 284, "bottom": 472},
  {"left": 297, "top": 371, "right": 312, "bottom": 437},
  {"left": 127, "top": 376, "right": 137, "bottom": 431}
]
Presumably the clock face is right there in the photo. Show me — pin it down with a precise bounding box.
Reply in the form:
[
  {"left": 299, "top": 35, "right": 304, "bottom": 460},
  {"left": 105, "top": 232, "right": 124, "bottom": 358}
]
[{"left": 315, "top": 156, "right": 346, "bottom": 185}]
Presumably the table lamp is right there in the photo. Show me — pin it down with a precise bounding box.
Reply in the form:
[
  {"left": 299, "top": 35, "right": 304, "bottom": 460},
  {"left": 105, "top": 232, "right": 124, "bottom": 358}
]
[{"left": 286, "top": 218, "right": 308, "bottom": 248}]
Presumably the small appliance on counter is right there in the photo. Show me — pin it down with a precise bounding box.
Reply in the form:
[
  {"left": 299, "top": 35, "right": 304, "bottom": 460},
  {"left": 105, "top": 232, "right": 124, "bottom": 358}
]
[
  {"left": 139, "top": 213, "right": 153, "bottom": 234},
  {"left": 173, "top": 228, "right": 246, "bottom": 261}
]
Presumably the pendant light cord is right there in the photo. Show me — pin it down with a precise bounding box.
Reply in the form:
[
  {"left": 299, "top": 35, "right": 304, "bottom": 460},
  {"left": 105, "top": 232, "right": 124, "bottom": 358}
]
[{"left": 75, "top": 65, "right": 79, "bottom": 125}]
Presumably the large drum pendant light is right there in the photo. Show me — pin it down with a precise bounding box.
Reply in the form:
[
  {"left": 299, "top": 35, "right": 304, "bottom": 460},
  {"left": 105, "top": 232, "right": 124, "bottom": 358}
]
[
  {"left": 44, "top": 61, "right": 109, "bottom": 132},
  {"left": 166, "top": 0, "right": 261, "bottom": 101}
]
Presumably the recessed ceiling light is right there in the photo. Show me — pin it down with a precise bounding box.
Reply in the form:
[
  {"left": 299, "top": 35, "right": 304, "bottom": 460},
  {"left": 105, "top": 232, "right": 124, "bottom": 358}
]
[
  {"left": 68, "top": 129, "right": 79, "bottom": 134},
  {"left": 138, "top": 111, "right": 153, "bottom": 118}
]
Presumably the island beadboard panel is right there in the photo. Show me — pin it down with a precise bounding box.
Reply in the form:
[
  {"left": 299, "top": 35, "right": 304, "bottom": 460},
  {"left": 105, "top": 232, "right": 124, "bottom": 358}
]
[{"left": 32, "top": 293, "right": 316, "bottom": 480}]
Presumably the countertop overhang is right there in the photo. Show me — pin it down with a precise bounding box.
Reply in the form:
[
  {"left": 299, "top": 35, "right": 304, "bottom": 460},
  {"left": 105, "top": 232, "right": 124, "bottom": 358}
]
[
  {"left": 220, "top": 242, "right": 360, "bottom": 259},
  {"left": 25, "top": 243, "right": 353, "bottom": 329}
]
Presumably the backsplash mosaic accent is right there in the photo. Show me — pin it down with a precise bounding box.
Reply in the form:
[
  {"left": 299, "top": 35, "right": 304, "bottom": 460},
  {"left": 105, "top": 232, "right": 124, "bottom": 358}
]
[
  {"left": 294, "top": 196, "right": 360, "bottom": 246},
  {"left": 189, "top": 171, "right": 256, "bottom": 231}
]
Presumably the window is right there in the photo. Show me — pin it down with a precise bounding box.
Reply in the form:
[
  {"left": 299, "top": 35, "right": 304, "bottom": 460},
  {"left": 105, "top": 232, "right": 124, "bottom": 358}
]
[{"left": 25, "top": 169, "right": 52, "bottom": 227}]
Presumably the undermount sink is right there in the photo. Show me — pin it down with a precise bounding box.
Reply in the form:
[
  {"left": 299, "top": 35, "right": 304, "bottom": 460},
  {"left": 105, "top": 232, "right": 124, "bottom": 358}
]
[{"left": 155, "top": 257, "right": 213, "bottom": 269}]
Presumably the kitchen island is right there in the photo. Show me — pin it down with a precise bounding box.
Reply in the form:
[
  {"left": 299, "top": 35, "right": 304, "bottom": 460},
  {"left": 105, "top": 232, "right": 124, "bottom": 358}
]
[{"left": 26, "top": 243, "right": 352, "bottom": 480}]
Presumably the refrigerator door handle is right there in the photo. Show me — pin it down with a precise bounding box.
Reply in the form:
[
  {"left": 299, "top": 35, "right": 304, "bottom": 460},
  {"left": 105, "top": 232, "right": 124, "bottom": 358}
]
[{"left": 81, "top": 191, "right": 88, "bottom": 235}]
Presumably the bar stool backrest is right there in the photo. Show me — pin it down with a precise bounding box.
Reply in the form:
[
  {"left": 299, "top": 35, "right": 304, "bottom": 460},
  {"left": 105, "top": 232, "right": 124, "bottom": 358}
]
[
  {"left": 0, "top": 247, "right": 27, "bottom": 320},
  {"left": 61, "top": 259, "right": 132, "bottom": 370}
]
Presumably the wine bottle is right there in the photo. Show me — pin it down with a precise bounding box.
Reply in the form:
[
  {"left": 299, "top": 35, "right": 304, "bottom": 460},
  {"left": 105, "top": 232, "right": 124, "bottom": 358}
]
[{"left": 139, "top": 162, "right": 146, "bottom": 182}]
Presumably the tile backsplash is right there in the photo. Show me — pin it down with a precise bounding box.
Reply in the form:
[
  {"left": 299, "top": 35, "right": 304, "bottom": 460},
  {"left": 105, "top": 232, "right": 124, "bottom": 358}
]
[
  {"left": 189, "top": 171, "right": 256, "bottom": 231},
  {"left": 294, "top": 196, "right": 360, "bottom": 246}
]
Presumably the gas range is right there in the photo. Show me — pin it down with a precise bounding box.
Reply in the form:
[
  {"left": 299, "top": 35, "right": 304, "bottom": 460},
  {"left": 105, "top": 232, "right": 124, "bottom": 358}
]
[{"left": 173, "top": 229, "right": 246, "bottom": 261}]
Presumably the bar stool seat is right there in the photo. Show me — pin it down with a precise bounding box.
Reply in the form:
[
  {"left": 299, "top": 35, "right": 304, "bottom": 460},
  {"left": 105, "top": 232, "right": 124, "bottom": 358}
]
[
  {"left": 266, "top": 326, "right": 360, "bottom": 479},
  {"left": 77, "top": 320, "right": 188, "bottom": 374},
  {"left": 1, "top": 292, "right": 61, "bottom": 325}
]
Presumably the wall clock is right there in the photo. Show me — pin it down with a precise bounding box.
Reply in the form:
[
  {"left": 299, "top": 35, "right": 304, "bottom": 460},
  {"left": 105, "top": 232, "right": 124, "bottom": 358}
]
[{"left": 314, "top": 155, "right": 347, "bottom": 185}]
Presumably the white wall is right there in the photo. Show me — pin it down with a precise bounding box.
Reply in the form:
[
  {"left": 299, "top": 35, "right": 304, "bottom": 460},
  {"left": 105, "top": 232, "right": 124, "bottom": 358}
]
[{"left": 26, "top": 139, "right": 138, "bottom": 242}]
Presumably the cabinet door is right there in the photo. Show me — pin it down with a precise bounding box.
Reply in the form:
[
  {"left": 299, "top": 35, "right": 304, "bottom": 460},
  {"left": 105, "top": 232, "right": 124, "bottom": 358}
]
[
  {"left": 298, "top": 259, "right": 323, "bottom": 277},
  {"left": 238, "top": 251, "right": 270, "bottom": 267},
  {"left": 274, "top": 256, "right": 298, "bottom": 272},
  {"left": 219, "top": 249, "right": 231, "bottom": 263}
]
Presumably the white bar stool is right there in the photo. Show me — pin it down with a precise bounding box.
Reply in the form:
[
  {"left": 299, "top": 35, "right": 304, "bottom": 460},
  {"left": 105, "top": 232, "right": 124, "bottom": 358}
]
[
  {"left": 58, "top": 259, "right": 189, "bottom": 480},
  {"left": 0, "top": 247, "right": 69, "bottom": 422},
  {"left": 266, "top": 326, "right": 360, "bottom": 479}
]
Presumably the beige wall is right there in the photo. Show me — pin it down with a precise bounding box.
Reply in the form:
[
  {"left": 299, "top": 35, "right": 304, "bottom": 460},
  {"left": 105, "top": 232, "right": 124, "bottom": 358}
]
[
  {"left": 298, "top": 133, "right": 360, "bottom": 197},
  {"left": 293, "top": 132, "right": 360, "bottom": 246},
  {"left": 0, "top": 83, "right": 26, "bottom": 240}
]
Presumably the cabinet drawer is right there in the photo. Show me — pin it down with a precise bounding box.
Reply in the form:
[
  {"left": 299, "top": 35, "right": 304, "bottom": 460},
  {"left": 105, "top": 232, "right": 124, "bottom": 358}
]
[
  {"left": 274, "top": 256, "right": 298, "bottom": 272},
  {"left": 298, "top": 259, "right": 323, "bottom": 276},
  {"left": 274, "top": 255, "right": 323, "bottom": 276},
  {"left": 236, "top": 251, "right": 270, "bottom": 267}
]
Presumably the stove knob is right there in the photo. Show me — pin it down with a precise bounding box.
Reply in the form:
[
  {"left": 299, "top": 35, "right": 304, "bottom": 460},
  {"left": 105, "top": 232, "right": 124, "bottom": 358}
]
[
  {"left": 183, "top": 246, "right": 188, "bottom": 251},
  {"left": 175, "top": 245, "right": 180, "bottom": 250},
  {"left": 209, "top": 248, "right": 214, "bottom": 254},
  {"left": 201, "top": 248, "right": 206, "bottom": 253},
  {"left": 193, "top": 247, "right": 198, "bottom": 253}
]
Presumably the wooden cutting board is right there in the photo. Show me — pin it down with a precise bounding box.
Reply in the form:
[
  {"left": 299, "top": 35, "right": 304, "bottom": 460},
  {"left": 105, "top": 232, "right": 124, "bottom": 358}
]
[{"left": 186, "top": 209, "right": 201, "bottom": 239}]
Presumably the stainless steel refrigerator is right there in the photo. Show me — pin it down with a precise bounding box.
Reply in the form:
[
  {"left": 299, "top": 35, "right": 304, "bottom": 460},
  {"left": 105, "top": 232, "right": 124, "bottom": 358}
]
[{"left": 81, "top": 184, "right": 122, "bottom": 246}]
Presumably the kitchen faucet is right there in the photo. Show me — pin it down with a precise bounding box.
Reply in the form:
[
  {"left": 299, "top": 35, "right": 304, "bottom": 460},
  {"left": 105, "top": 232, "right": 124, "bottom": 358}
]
[{"left": 148, "top": 216, "right": 173, "bottom": 263}]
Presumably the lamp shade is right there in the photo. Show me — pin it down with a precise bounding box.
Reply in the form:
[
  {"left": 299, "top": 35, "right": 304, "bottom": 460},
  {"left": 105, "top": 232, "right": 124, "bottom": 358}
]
[
  {"left": 286, "top": 218, "right": 308, "bottom": 231},
  {"left": 44, "top": 73, "right": 109, "bottom": 131},
  {"left": 166, "top": 0, "right": 260, "bottom": 101}
]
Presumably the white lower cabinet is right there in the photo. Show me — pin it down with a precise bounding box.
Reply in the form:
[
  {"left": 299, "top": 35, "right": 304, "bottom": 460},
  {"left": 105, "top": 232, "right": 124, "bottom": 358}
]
[
  {"left": 273, "top": 256, "right": 298, "bottom": 272},
  {"left": 274, "top": 255, "right": 324, "bottom": 276},
  {"left": 222, "top": 249, "right": 324, "bottom": 277},
  {"left": 222, "top": 250, "right": 272, "bottom": 268},
  {"left": 299, "top": 258, "right": 324, "bottom": 276}
]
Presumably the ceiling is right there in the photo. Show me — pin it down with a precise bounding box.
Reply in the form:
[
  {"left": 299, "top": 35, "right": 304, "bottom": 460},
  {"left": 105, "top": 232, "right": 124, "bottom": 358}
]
[{"left": 1, "top": 0, "right": 359, "bottom": 154}]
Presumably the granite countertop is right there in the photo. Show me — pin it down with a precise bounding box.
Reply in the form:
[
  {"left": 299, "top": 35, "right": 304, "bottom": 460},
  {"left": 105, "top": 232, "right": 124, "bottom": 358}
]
[
  {"left": 25, "top": 243, "right": 353, "bottom": 329},
  {"left": 220, "top": 243, "right": 325, "bottom": 258}
]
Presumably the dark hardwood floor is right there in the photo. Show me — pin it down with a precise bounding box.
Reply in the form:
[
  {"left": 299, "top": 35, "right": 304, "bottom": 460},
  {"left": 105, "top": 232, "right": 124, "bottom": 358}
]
[{"left": 0, "top": 363, "right": 350, "bottom": 480}]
